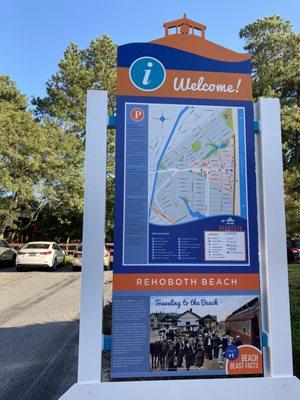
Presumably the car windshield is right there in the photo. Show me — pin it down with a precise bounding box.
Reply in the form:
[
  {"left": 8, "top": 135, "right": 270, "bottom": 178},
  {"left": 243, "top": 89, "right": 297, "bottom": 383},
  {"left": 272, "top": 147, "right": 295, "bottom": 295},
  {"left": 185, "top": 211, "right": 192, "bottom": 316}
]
[
  {"left": 24, "top": 243, "right": 51, "bottom": 249},
  {"left": 292, "top": 240, "right": 300, "bottom": 247}
]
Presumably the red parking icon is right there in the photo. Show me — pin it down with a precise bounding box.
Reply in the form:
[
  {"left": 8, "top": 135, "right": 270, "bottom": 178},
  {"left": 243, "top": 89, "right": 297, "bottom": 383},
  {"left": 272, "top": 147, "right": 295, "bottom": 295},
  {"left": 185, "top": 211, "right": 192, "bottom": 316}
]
[{"left": 130, "top": 108, "right": 144, "bottom": 122}]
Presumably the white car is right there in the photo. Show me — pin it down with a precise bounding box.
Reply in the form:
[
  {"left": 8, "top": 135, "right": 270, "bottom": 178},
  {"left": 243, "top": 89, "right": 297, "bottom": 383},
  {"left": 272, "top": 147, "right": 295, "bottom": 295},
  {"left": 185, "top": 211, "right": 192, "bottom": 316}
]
[
  {"left": 0, "top": 239, "right": 18, "bottom": 267},
  {"left": 72, "top": 244, "right": 110, "bottom": 271},
  {"left": 16, "top": 241, "right": 65, "bottom": 271}
]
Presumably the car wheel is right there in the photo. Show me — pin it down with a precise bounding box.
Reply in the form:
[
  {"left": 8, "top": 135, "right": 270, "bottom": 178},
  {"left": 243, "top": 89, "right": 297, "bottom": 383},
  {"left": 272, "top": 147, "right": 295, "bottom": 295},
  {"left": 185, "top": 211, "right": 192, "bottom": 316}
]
[
  {"left": 0, "top": 256, "right": 7, "bottom": 268},
  {"left": 49, "top": 258, "right": 57, "bottom": 271}
]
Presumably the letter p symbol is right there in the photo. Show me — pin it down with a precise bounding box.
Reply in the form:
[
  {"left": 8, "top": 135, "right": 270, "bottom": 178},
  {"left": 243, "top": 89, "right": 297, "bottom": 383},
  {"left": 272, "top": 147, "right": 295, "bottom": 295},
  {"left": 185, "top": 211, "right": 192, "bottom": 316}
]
[{"left": 130, "top": 108, "right": 144, "bottom": 122}]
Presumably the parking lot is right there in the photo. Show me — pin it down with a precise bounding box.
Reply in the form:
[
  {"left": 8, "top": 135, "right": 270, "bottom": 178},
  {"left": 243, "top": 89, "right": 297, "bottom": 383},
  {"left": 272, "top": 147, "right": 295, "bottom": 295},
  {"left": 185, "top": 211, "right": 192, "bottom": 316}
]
[{"left": 0, "top": 263, "right": 80, "bottom": 400}]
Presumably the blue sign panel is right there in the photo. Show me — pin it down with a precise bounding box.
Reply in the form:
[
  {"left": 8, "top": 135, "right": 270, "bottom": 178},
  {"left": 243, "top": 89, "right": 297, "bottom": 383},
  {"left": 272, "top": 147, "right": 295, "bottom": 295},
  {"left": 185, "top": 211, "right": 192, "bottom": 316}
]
[{"left": 110, "top": 15, "right": 263, "bottom": 380}]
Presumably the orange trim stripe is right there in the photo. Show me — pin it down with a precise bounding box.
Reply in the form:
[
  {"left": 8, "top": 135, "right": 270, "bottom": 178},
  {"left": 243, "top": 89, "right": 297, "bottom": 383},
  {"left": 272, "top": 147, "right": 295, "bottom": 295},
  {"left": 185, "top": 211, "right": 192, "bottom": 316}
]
[
  {"left": 151, "top": 35, "right": 251, "bottom": 62},
  {"left": 117, "top": 68, "right": 252, "bottom": 101},
  {"left": 113, "top": 273, "right": 260, "bottom": 291}
]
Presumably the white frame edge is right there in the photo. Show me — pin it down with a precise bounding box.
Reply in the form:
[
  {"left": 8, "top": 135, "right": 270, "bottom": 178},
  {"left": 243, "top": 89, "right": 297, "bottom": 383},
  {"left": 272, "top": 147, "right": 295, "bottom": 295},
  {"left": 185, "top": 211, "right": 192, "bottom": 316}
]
[
  {"left": 60, "top": 95, "right": 299, "bottom": 399},
  {"left": 79, "top": 90, "right": 107, "bottom": 383},
  {"left": 254, "top": 98, "right": 294, "bottom": 376}
]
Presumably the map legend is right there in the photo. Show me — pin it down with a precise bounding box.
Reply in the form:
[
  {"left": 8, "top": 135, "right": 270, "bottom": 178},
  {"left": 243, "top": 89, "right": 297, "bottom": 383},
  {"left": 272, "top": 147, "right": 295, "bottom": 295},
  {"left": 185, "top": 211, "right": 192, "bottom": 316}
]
[
  {"left": 177, "top": 237, "right": 201, "bottom": 261},
  {"left": 204, "top": 231, "right": 246, "bottom": 261},
  {"left": 150, "top": 235, "right": 178, "bottom": 261}
]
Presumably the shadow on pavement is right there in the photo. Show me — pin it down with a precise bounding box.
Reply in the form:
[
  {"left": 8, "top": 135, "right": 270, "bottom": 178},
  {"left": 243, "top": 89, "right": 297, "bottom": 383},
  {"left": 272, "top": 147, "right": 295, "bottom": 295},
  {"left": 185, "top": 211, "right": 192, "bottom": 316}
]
[
  {"left": 0, "top": 264, "right": 78, "bottom": 273},
  {"left": 0, "top": 320, "right": 79, "bottom": 400}
]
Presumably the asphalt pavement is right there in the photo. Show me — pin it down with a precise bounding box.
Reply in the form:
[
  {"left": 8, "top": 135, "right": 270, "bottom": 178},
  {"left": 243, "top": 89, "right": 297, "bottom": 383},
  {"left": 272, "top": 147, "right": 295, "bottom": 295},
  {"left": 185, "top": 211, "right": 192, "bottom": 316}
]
[{"left": 0, "top": 263, "right": 81, "bottom": 400}]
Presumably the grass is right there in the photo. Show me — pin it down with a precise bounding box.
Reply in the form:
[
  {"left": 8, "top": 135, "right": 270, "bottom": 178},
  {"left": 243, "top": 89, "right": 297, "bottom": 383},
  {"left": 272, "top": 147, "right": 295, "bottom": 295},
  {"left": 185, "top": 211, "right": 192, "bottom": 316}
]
[{"left": 289, "top": 264, "right": 300, "bottom": 378}]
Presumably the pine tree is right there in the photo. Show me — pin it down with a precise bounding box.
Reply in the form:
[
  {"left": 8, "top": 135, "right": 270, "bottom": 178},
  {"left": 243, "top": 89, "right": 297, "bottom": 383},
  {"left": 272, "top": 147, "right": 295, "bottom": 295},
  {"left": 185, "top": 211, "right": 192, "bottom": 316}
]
[{"left": 240, "top": 16, "right": 300, "bottom": 235}]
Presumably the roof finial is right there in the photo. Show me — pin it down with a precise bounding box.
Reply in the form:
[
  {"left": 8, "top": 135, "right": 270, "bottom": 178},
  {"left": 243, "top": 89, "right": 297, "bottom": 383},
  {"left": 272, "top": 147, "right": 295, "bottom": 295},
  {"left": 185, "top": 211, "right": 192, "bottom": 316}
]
[{"left": 163, "top": 15, "right": 206, "bottom": 39}]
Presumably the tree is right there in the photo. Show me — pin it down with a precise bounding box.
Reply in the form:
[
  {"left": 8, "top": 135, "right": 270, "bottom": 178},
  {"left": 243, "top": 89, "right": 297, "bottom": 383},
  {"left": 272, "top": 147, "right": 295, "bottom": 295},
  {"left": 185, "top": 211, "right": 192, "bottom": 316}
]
[
  {"left": 240, "top": 16, "right": 300, "bottom": 236},
  {"left": 0, "top": 75, "right": 83, "bottom": 239},
  {"left": 240, "top": 15, "right": 300, "bottom": 168},
  {"left": 284, "top": 170, "right": 300, "bottom": 236},
  {"left": 33, "top": 36, "right": 117, "bottom": 240},
  {"left": 33, "top": 35, "right": 116, "bottom": 135},
  {"left": 35, "top": 206, "right": 83, "bottom": 243},
  {"left": 0, "top": 75, "right": 27, "bottom": 110}
]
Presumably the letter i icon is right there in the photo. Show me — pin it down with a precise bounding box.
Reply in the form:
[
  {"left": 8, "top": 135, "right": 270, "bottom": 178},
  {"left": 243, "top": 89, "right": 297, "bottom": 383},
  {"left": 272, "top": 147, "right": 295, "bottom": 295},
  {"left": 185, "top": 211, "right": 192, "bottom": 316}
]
[{"left": 142, "top": 62, "right": 153, "bottom": 85}]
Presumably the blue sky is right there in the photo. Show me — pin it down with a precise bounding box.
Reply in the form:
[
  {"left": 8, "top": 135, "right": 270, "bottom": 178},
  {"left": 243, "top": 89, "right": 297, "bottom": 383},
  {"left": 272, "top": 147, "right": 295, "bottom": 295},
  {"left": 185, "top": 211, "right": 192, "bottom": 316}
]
[{"left": 1, "top": 0, "right": 299, "bottom": 100}]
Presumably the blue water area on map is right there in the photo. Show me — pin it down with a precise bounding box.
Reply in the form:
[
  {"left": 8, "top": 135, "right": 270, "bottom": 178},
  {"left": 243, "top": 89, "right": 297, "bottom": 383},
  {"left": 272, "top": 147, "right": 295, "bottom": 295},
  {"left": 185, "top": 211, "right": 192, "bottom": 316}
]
[
  {"left": 179, "top": 196, "right": 206, "bottom": 220},
  {"left": 149, "top": 105, "right": 190, "bottom": 216},
  {"left": 220, "top": 142, "right": 228, "bottom": 149}
]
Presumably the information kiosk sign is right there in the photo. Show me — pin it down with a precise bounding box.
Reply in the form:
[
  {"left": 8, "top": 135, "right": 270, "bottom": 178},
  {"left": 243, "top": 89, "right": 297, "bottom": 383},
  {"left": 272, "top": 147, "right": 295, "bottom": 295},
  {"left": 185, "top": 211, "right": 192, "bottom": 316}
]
[
  {"left": 112, "top": 15, "right": 263, "bottom": 379},
  {"left": 60, "top": 15, "right": 299, "bottom": 400}
]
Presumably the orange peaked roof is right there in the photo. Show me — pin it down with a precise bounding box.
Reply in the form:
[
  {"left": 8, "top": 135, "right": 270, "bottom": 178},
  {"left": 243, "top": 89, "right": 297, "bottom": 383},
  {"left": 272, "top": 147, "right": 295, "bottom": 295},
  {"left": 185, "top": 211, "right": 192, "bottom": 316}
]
[
  {"left": 152, "top": 15, "right": 250, "bottom": 63},
  {"left": 164, "top": 13, "right": 206, "bottom": 32}
]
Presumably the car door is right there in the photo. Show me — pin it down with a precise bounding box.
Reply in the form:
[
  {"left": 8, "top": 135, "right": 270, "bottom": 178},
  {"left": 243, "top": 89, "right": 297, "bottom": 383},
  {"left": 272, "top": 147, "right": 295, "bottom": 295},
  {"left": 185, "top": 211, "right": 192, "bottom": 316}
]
[
  {"left": 54, "top": 244, "right": 63, "bottom": 263},
  {"left": 52, "top": 244, "right": 58, "bottom": 262},
  {"left": 57, "top": 245, "right": 64, "bottom": 263},
  {"left": 0, "top": 240, "right": 5, "bottom": 261}
]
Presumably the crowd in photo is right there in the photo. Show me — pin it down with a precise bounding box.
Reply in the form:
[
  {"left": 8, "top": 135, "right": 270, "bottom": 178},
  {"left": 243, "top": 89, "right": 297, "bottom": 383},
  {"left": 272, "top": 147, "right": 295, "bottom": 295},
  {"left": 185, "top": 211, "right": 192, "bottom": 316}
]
[{"left": 150, "top": 326, "right": 243, "bottom": 372}]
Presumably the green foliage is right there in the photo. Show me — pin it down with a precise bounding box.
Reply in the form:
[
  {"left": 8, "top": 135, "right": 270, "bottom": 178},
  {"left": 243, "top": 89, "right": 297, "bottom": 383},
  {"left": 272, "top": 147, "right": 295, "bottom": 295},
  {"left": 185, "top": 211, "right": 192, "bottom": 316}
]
[
  {"left": 240, "top": 16, "right": 300, "bottom": 236},
  {"left": 3, "top": 21, "right": 299, "bottom": 243},
  {"left": 0, "top": 75, "right": 83, "bottom": 238},
  {"left": 103, "top": 301, "right": 112, "bottom": 335},
  {"left": 288, "top": 264, "right": 300, "bottom": 378},
  {"left": 33, "top": 35, "right": 116, "bottom": 135},
  {"left": 0, "top": 75, "right": 27, "bottom": 110},
  {"left": 284, "top": 170, "right": 300, "bottom": 236},
  {"left": 33, "top": 36, "right": 117, "bottom": 240},
  {"left": 0, "top": 81, "right": 45, "bottom": 235},
  {"left": 64, "top": 254, "right": 73, "bottom": 264},
  {"left": 36, "top": 205, "right": 83, "bottom": 243},
  {"left": 282, "top": 105, "right": 300, "bottom": 168},
  {"left": 105, "top": 177, "right": 115, "bottom": 242},
  {"left": 240, "top": 16, "right": 299, "bottom": 100}
]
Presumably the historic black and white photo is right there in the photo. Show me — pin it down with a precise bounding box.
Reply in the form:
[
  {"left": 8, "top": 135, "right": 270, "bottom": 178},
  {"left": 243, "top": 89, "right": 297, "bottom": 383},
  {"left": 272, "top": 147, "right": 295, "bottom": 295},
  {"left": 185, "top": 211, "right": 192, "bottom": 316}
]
[{"left": 149, "top": 295, "right": 261, "bottom": 372}]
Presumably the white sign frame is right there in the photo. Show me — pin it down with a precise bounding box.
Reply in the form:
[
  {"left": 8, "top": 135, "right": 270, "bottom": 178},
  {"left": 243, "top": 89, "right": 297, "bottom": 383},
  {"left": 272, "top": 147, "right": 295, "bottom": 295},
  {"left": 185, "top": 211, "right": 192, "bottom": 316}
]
[{"left": 60, "top": 91, "right": 299, "bottom": 399}]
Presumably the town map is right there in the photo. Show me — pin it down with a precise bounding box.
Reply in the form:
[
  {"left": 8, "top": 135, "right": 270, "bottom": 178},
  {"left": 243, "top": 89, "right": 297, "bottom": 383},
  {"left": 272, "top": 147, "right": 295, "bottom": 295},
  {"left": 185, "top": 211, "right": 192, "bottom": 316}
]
[{"left": 148, "top": 104, "right": 243, "bottom": 225}]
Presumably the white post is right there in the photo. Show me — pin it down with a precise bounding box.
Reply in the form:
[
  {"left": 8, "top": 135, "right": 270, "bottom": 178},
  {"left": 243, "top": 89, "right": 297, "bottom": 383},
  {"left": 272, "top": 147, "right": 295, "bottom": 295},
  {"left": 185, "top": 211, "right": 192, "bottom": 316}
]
[
  {"left": 60, "top": 95, "right": 299, "bottom": 400},
  {"left": 254, "top": 98, "right": 293, "bottom": 377},
  {"left": 77, "top": 90, "right": 108, "bottom": 382}
]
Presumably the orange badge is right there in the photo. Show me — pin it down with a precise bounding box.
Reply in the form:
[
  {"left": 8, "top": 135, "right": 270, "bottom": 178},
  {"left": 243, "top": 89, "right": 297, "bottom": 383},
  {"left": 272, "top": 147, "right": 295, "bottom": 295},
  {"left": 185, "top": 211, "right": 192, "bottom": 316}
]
[
  {"left": 226, "top": 345, "right": 263, "bottom": 375},
  {"left": 130, "top": 107, "right": 144, "bottom": 122}
]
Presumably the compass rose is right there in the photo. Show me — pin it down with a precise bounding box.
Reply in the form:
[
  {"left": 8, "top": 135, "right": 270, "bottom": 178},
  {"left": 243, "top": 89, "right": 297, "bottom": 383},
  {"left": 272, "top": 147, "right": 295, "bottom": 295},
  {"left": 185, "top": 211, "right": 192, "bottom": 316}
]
[{"left": 154, "top": 110, "right": 171, "bottom": 127}]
